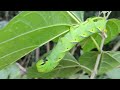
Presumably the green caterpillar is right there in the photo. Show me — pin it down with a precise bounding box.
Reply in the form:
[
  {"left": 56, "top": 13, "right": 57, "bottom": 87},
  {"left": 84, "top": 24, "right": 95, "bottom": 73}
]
[{"left": 36, "top": 17, "right": 108, "bottom": 73}]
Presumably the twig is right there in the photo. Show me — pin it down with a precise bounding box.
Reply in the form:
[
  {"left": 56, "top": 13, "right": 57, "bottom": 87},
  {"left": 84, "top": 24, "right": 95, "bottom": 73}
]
[
  {"left": 112, "top": 41, "right": 120, "bottom": 51},
  {"left": 90, "top": 32, "right": 106, "bottom": 79},
  {"left": 90, "top": 36, "right": 100, "bottom": 52},
  {"left": 90, "top": 11, "right": 111, "bottom": 79},
  {"left": 16, "top": 63, "right": 26, "bottom": 75},
  {"left": 78, "top": 71, "right": 86, "bottom": 79},
  {"left": 25, "top": 53, "right": 32, "bottom": 68},
  {"left": 71, "top": 47, "right": 77, "bottom": 55},
  {"left": 71, "top": 44, "right": 80, "bottom": 55},
  {"left": 66, "top": 11, "right": 81, "bottom": 24},
  {"left": 5, "top": 11, "right": 9, "bottom": 21},
  {"left": 21, "top": 54, "right": 29, "bottom": 66},
  {"left": 36, "top": 48, "right": 40, "bottom": 61},
  {"left": 98, "top": 11, "right": 112, "bottom": 19},
  {"left": 106, "top": 11, "right": 112, "bottom": 19},
  {"left": 46, "top": 42, "right": 50, "bottom": 52}
]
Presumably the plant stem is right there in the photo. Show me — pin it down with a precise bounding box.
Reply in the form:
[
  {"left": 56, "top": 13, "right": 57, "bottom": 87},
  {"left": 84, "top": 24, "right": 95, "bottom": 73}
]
[
  {"left": 71, "top": 44, "right": 80, "bottom": 55},
  {"left": 106, "top": 11, "right": 112, "bottom": 19},
  {"left": 71, "top": 47, "right": 76, "bottom": 55},
  {"left": 66, "top": 11, "right": 80, "bottom": 24},
  {"left": 90, "top": 11, "right": 111, "bottom": 79},
  {"left": 90, "top": 36, "right": 100, "bottom": 52},
  {"left": 16, "top": 63, "right": 26, "bottom": 75},
  {"left": 36, "top": 48, "right": 40, "bottom": 61},
  {"left": 112, "top": 41, "right": 120, "bottom": 51},
  {"left": 90, "top": 32, "right": 106, "bottom": 79},
  {"left": 5, "top": 11, "right": 9, "bottom": 21},
  {"left": 46, "top": 42, "right": 50, "bottom": 52}
]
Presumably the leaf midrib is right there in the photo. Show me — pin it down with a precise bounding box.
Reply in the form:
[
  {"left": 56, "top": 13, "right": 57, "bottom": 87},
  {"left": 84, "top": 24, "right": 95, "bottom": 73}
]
[
  {"left": 62, "top": 59, "right": 92, "bottom": 72},
  {"left": 0, "top": 28, "right": 69, "bottom": 61},
  {"left": 104, "top": 52, "right": 120, "bottom": 64},
  {"left": 0, "top": 24, "right": 71, "bottom": 45}
]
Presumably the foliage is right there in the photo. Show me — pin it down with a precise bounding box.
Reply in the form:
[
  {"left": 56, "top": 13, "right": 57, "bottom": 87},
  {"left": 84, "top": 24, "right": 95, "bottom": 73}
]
[{"left": 0, "top": 11, "right": 120, "bottom": 79}]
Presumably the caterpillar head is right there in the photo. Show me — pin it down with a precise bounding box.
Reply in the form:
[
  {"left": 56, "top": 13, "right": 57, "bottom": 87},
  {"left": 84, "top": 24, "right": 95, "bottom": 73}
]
[
  {"left": 36, "top": 59, "right": 58, "bottom": 73},
  {"left": 87, "top": 17, "right": 107, "bottom": 32},
  {"left": 94, "top": 19, "right": 107, "bottom": 32}
]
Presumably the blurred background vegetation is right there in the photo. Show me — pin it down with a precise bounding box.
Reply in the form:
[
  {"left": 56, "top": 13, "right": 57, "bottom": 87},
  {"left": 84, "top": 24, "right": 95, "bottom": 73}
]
[{"left": 0, "top": 11, "right": 120, "bottom": 79}]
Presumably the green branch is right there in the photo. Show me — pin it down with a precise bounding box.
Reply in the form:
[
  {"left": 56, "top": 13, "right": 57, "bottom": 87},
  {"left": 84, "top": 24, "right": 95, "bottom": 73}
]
[{"left": 90, "top": 36, "right": 100, "bottom": 52}]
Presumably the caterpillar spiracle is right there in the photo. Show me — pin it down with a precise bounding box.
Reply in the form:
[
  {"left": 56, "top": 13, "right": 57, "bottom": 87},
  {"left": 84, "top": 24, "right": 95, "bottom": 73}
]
[{"left": 36, "top": 17, "right": 108, "bottom": 73}]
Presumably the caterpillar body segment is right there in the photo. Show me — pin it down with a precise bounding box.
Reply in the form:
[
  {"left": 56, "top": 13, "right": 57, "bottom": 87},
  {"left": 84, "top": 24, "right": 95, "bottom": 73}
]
[
  {"left": 46, "top": 40, "right": 66, "bottom": 60},
  {"left": 36, "top": 17, "right": 107, "bottom": 73},
  {"left": 36, "top": 59, "right": 59, "bottom": 72}
]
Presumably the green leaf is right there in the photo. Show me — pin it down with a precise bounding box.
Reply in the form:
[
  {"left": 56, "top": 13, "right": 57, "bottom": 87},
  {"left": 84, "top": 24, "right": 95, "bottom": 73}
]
[
  {"left": 79, "top": 51, "right": 98, "bottom": 74},
  {"left": 106, "top": 68, "right": 120, "bottom": 79},
  {"left": 79, "top": 75, "right": 89, "bottom": 79},
  {"left": 0, "top": 63, "right": 21, "bottom": 79},
  {"left": 27, "top": 53, "right": 81, "bottom": 79},
  {"left": 52, "top": 11, "right": 83, "bottom": 43},
  {"left": 52, "top": 11, "right": 85, "bottom": 43},
  {"left": 70, "top": 11, "right": 84, "bottom": 22},
  {"left": 105, "top": 19, "right": 120, "bottom": 43},
  {"left": 80, "top": 33, "right": 102, "bottom": 52},
  {"left": 80, "top": 19, "right": 120, "bottom": 52},
  {"left": 99, "top": 51, "right": 120, "bottom": 74},
  {"left": 69, "top": 74, "right": 89, "bottom": 79},
  {"left": 0, "top": 11, "right": 78, "bottom": 70},
  {"left": 79, "top": 51, "right": 120, "bottom": 75}
]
